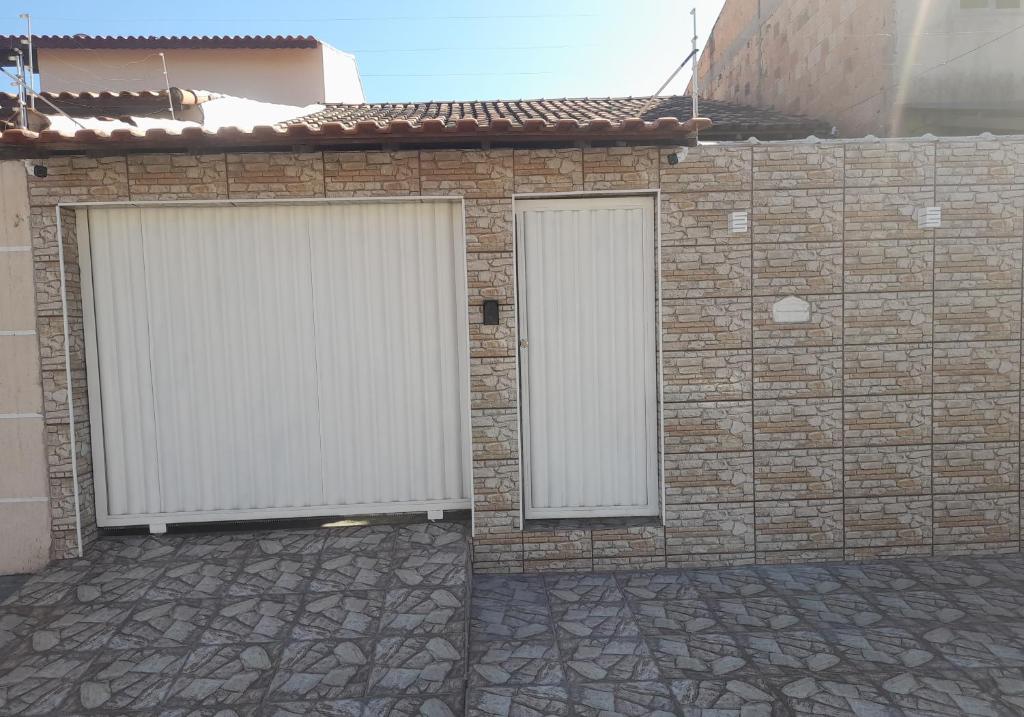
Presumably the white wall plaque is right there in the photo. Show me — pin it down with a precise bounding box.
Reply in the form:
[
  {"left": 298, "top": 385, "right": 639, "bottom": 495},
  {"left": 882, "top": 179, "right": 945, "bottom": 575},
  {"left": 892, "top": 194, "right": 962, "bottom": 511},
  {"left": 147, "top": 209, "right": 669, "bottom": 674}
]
[{"left": 772, "top": 296, "right": 810, "bottom": 323}]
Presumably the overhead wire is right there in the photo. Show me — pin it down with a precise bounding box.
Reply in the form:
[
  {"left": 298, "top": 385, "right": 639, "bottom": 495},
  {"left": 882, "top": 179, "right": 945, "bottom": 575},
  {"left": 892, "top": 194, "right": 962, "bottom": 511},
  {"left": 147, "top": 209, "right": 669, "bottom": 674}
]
[
  {"left": 7, "top": 12, "right": 599, "bottom": 22},
  {"left": 837, "top": 20, "right": 1024, "bottom": 114}
]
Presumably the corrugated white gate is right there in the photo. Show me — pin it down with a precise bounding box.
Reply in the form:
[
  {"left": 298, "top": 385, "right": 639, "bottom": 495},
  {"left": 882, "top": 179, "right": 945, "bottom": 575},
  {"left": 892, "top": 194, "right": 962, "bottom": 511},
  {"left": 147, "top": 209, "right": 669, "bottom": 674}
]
[
  {"left": 516, "top": 196, "right": 659, "bottom": 519},
  {"left": 81, "top": 200, "right": 471, "bottom": 527}
]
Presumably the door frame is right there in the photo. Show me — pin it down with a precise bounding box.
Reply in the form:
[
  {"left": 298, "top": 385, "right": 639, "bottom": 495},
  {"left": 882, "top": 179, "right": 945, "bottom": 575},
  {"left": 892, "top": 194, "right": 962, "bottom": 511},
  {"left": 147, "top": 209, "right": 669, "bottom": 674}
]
[
  {"left": 512, "top": 190, "right": 665, "bottom": 523},
  {"left": 62, "top": 196, "right": 474, "bottom": 529}
]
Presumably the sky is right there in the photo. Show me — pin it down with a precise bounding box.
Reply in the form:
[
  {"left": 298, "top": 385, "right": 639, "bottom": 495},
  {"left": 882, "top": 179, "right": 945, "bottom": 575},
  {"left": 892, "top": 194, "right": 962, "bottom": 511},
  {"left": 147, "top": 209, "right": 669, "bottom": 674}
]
[{"left": 1, "top": 0, "right": 726, "bottom": 102}]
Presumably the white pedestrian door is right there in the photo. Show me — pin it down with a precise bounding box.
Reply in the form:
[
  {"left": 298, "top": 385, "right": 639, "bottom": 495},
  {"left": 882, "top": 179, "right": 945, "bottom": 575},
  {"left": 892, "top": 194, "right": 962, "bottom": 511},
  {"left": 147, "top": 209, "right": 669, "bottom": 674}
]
[
  {"left": 516, "top": 196, "right": 658, "bottom": 519},
  {"left": 82, "top": 200, "right": 471, "bottom": 527}
]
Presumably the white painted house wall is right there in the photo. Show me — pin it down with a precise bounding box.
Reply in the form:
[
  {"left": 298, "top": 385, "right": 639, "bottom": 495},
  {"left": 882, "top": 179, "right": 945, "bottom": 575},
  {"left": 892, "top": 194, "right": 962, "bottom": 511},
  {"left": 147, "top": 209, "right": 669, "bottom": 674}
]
[{"left": 37, "top": 42, "right": 363, "bottom": 105}]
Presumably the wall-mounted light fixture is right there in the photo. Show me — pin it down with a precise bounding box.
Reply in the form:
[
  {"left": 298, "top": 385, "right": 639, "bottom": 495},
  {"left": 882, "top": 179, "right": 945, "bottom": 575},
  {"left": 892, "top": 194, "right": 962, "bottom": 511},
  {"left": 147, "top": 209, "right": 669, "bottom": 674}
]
[{"left": 666, "top": 147, "right": 689, "bottom": 165}]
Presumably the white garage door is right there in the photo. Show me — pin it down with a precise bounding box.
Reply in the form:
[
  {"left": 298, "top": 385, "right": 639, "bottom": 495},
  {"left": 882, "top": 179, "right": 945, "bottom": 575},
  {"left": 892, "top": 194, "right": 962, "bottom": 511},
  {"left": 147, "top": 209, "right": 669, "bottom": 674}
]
[{"left": 81, "top": 201, "right": 471, "bottom": 527}]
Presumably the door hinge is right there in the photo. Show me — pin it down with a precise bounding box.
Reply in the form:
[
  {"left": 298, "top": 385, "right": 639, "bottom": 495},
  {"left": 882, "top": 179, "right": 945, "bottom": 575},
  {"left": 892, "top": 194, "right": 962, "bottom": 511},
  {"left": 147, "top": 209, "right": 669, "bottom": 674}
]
[{"left": 519, "top": 338, "right": 529, "bottom": 349}]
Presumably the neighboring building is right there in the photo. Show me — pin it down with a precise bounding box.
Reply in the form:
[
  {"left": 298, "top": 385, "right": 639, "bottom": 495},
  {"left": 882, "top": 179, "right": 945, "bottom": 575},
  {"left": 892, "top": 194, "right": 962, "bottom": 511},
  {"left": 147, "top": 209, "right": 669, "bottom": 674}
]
[
  {"left": 691, "top": 0, "right": 1024, "bottom": 137},
  {"left": 0, "top": 89, "right": 1022, "bottom": 575},
  {"left": 0, "top": 34, "right": 364, "bottom": 105}
]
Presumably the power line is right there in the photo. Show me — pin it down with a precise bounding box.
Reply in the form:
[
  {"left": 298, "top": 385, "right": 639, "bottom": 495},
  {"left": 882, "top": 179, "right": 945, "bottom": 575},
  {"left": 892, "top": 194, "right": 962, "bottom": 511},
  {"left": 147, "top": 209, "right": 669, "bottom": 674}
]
[
  {"left": 363, "top": 72, "right": 552, "bottom": 78},
  {"left": 351, "top": 44, "right": 596, "bottom": 54},
  {"left": 14, "top": 13, "right": 599, "bottom": 23},
  {"left": 838, "top": 21, "right": 1024, "bottom": 114}
]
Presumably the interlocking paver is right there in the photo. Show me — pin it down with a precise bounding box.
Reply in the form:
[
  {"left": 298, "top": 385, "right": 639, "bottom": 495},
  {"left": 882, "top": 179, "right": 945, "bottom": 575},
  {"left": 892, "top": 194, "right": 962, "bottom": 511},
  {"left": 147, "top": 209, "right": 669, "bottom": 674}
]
[
  {"left": 6, "top": 525, "right": 1024, "bottom": 715},
  {"left": 466, "top": 686, "right": 570, "bottom": 717},
  {"left": 201, "top": 595, "right": 302, "bottom": 644},
  {"left": 0, "top": 651, "right": 95, "bottom": 715},
  {"left": 570, "top": 680, "right": 677, "bottom": 716},
  {"left": 545, "top": 575, "right": 623, "bottom": 604},
  {"left": 468, "top": 554, "right": 1024, "bottom": 715},
  {"left": 291, "top": 591, "right": 383, "bottom": 640},
  {"left": 146, "top": 559, "right": 238, "bottom": 601},
  {"left": 469, "top": 640, "right": 564, "bottom": 687},
  {"left": 0, "top": 519, "right": 469, "bottom": 715},
  {"left": 472, "top": 597, "right": 551, "bottom": 641},
  {"left": 227, "top": 555, "right": 319, "bottom": 597},
  {"left": 560, "top": 637, "right": 660, "bottom": 683},
  {"left": 12, "top": 603, "right": 131, "bottom": 653},
  {"left": 380, "top": 587, "right": 465, "bottom": 636},
  {"left": 367, "top": 634, "right": 465, "bottom": 694},
  {"left": 264, "top": 639, "right": 373, "bottom": 702},
  {"left": 107, "top": 599, "right": 217, "bottom": 649},
  {"left": 70, "top": 647, "right": 187, "bottom": 711},
  {"left": 670, "top": 677, "right": 777, "bottom": 714},
  {"left": 551, "top": 602, "right": 639, "bottom": 640},
  {"left": 631, "top": 598, "right": 720, "bottom": 635}
]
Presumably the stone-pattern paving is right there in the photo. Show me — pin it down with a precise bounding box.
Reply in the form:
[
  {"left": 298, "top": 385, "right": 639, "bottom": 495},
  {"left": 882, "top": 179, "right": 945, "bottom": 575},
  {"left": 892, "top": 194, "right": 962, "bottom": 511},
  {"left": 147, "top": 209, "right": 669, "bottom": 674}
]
[
  {"left": 468, "top": 554, "right": 1024, "bottom": 716},
  {"left": 0, "top": 520, "right": 469, "bottom": 716}
]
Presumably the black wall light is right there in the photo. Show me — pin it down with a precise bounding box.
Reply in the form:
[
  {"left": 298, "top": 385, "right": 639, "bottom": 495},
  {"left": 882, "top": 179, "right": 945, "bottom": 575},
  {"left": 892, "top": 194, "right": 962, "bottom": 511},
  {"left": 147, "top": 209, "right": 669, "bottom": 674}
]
[{"left": 482, "top": 300, "right": 500, "bottom": 325}]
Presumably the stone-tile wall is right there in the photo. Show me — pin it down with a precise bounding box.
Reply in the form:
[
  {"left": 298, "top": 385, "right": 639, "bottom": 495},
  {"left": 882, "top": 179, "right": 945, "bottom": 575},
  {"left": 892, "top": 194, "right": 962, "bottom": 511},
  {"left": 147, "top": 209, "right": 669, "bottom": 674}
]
[
  {"left": 21, "top": 137, "right": 1024, "bottom": 571},
  {"left": 651, "top": 136, "right": 1024, "bottom": 573}
]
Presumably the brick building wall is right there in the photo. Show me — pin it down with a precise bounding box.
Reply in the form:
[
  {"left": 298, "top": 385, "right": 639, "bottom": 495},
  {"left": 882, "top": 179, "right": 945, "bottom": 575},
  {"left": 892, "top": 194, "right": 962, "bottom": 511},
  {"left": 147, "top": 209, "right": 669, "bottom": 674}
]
[
  {"left": 22, "top": 136, "right": 1024, "bottom": 573},
  {"left": 693, "top": 0, "right": 895, "bottom": 137}
]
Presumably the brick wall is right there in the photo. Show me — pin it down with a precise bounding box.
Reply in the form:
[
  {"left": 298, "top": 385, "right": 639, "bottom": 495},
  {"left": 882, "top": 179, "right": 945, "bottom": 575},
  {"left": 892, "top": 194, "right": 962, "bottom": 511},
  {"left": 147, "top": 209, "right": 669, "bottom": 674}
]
[
  {"left": 693, "top": 0, "right": 895, "bottom": 137},
  {"left": 22, "top": 137, "right": 1024, "bottom": 574}
]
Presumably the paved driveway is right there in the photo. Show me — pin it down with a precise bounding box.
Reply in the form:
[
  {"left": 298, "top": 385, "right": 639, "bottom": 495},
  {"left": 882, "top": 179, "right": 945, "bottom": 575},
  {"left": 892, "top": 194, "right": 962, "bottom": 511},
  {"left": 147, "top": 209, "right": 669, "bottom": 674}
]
[
  {"left": 6, "top": 527, "right": 1024, "bottom": 717},
  {"left": 0, "top": 519, "right": 469, "bottom": 716},
  {"left": 467, "top": 556, "right": 1024, "bottom": 716}
]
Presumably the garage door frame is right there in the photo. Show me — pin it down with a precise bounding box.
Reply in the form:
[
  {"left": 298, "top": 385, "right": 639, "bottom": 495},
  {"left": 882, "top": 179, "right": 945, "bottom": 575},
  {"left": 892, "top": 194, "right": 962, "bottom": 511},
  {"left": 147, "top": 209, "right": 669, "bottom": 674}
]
[{"left": 62, "top": 197, "right": 474, "bottom": 530}]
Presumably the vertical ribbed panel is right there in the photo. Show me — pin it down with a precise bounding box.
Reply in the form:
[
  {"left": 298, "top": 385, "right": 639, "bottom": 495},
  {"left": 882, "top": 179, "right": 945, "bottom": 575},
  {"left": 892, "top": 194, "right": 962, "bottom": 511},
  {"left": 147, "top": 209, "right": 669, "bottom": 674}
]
[
  {"left": 309, "top": 201, "right": 468, "bottom": 505},
  {"left": 86, "top": 201, "right": 468, "bottom": 522},
  {"left": 518, "top": 197, "right": 657, "bottom": 518},
  {"left": 88, "top": 208, "right": 160, "bottom": 517}
]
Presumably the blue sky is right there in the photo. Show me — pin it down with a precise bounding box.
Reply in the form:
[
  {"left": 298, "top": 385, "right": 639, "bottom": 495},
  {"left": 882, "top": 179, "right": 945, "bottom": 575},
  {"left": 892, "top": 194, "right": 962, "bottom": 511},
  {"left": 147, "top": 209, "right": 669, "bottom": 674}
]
[{"left": 1, "top": 0, "right": 725, "bottom": 102}]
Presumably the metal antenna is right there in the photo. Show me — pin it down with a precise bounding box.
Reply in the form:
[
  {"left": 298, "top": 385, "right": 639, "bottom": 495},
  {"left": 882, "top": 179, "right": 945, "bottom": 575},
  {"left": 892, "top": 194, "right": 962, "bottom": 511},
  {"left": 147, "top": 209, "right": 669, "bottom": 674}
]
[
  {"left": 12, "top": 49, "right": 27, "bottom": 128},
  {"left": 637, "top": 3, "right": 702, "bottom": 119},
  {"left": 0, "top": 65, "right": 87, "bottom": 130},
  {"left": 159, "top": 53, "right": 175, "bottom": 119},
  {"left": 18, "top": 13, "right": 34, "bottom": 110},
  {"left": 691, "top": 7, "right": 699, "bottom": 121},
  {"left": 637, "top": 48, "right": 697, "bottom": 117}
]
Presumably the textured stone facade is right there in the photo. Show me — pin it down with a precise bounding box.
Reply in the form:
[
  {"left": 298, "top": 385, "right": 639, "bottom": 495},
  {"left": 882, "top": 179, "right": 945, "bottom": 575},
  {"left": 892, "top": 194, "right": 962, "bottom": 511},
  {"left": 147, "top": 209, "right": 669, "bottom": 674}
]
[{"left": 20, "top": 136, "right": 1024, "bottom": 573}]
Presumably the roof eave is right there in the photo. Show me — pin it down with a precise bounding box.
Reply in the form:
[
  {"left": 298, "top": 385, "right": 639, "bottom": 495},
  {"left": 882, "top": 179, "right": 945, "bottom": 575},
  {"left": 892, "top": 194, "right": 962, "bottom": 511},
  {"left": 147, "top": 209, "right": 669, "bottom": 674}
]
[{"left": 0, "top": 117, "right": 713, "bottom": 157}]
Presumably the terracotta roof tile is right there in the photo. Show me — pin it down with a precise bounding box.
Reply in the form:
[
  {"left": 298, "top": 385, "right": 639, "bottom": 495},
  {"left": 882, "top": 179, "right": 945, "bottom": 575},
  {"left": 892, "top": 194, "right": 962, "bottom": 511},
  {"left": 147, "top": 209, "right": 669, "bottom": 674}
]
[
  {"left": 286, "top": 96, "right": 828, "bottom": 139},
  {"left": 0, "top": 94, "right": 829, "bottom": 153},
  {"left": 1, "top": 34, "right": 320, "bottom": 50},
  {"left": 0, "top": 89, "right": 207, "bottom": 117}
]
